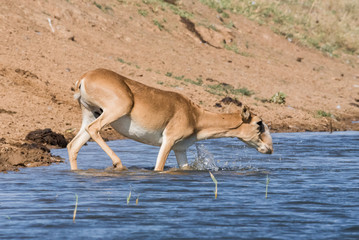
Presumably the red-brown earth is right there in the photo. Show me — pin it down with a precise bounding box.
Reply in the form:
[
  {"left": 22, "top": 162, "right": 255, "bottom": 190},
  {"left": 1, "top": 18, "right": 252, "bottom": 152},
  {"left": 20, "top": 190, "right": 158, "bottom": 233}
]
[{"left": 1, "top": 0, "right": 358, "bottom": 172}]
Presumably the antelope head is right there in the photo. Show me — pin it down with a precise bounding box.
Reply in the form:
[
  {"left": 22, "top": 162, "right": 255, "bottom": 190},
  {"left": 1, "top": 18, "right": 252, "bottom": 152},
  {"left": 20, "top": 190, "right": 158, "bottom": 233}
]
[{"left": 235, "top": 106, "right": 273, "bottom": 154}]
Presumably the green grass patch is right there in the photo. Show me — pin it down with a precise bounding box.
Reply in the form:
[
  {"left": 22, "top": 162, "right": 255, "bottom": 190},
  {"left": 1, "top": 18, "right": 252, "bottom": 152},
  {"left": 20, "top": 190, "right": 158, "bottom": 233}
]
[
  {"left": 153, "top": 19, "right": 165, "bottom": 31},
  {"left": 223, "top": 42, "right": 253, "bottom": 56},
  {"left": 205, "top": 83, "right": 254, "bottom": 97},
  {"left": 225, "top": 20, "right": 235, "bottom": 29},
  {"left": 93, "top": 1, "right": 113, "bottom": 13},
  {"left": 184, "top": 78, "right": 203, "bottom": 86},
  {"left": 223, "top": 43, "right": 239, "bottom": 54},
  {"left": 117, "top": 58, "right": 132, "bottom": 66},
  {"left": 231, "top": 87, "right": 254, "bottom": 96},
  {"left": 169, "top": 4, "right": 193, "bottom": 19},
  {"left": 118, "top": 58, "right": 130, "bottom": 65},
  {"left": 165, "top": 72, "right": 203, "bottom": 86},
  {"left": 221, "top": 11, "right": 230, "bottom": 18},
  {"left": 316, "top": 110, "right": 333, "bottom": 118},
  {"left": 239, "top": 51, "right": 253, "bottom": 57},
  {"left": 164, "top": 71, "right": 252, "bottom": 94},
  {"left": 117, "top": 58, "right": 141, "bottom": 69},
  {"left": 269, "top": 91, "right": 286, "bottom": 104},
  {"left": 138, "top": 9, "right": 149, "bottom": 17},
  {"left": 141, "top": 0, "right": 192, "bottom": 19},
  {"left": 174, "top": 75, "right": 184, "bottom": 80}
]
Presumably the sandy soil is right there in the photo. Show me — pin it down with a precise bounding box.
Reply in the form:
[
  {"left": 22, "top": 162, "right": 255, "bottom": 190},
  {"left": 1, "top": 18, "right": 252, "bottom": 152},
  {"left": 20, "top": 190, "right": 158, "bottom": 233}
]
[{"left": 1, "top": 0, "right": 358, "bottom": 172}]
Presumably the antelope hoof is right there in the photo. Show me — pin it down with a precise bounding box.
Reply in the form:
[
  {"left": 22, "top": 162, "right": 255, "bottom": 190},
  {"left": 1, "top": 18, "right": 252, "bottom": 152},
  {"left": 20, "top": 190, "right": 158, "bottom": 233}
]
[
  {"left": 113, "top": 164, "right": 128, "bottom": 171},
  {"left": 180, "top": 164, "right": 194, "bottom": 171}
]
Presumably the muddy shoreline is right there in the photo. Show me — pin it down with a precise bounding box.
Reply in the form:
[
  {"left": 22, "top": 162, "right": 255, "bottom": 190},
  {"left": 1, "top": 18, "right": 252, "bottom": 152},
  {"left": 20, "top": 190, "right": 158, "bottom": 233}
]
[{"left": 1, "top": 121, "right": 357, "bottom": 173}]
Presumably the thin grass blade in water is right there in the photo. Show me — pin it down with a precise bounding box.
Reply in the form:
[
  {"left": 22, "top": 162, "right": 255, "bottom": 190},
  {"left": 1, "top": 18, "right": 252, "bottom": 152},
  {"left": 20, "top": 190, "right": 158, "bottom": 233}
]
[
  {"left": 209, "top": 171, "right": 218, "bottom": 199},
  {"left": 73, "top": 194, "right": 78, "bottom": 223},
  {"left": 127, "top": 191, "right": 131, "bottom": 205},
  {"left": 265, "top": 175, "right": 270, "bottom": 199}
]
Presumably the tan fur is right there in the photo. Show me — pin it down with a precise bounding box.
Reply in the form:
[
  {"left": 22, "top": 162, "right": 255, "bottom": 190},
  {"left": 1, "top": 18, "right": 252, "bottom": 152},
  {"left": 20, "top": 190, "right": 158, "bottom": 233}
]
[{"left": 67, "top": 69, "right": 273, "bottom": 171}]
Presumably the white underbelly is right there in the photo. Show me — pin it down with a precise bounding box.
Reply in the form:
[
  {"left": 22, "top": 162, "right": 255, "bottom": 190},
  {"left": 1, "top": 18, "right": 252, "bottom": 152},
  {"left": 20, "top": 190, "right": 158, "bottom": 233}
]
[{"left": 110, "top": 116, "right": 163, "bottom": 146}]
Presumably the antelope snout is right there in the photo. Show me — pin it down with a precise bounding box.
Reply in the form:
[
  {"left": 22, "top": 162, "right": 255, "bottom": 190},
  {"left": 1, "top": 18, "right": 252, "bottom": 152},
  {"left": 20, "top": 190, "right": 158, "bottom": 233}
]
[{"left": 258, "top": 144, "right": 273, "bottom": 154}]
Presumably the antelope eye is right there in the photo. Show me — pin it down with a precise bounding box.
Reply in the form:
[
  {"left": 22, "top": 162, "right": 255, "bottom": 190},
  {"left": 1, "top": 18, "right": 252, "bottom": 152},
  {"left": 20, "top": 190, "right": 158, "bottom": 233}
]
[{"left": 257, "top": 121, "right": 264, "bottom": 132}]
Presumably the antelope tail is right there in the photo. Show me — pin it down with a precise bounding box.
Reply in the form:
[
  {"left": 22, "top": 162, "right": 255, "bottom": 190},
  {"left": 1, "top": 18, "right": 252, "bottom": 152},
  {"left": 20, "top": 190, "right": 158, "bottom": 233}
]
[{"left": 73, "top": 78, "right": 83, "bottom": 101}]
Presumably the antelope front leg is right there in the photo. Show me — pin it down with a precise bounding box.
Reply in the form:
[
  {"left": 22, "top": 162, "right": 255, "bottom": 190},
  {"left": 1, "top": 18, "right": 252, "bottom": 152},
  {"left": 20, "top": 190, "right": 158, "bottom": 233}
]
[
  {"left": 67, "top": 128, "right": 90, "bottom": 170},
  {"left": 154, "top": 138, "right": 174, "bottom": 171},
  {"left": 67, "top": 107, "right": 94, "bottom": 170}
]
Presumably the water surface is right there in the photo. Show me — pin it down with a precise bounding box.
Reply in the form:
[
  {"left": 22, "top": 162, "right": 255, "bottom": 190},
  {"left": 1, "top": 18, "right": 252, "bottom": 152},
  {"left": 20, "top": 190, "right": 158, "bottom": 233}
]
[{"left": 1, "top": 132, "right": 358, "bottom": 239}]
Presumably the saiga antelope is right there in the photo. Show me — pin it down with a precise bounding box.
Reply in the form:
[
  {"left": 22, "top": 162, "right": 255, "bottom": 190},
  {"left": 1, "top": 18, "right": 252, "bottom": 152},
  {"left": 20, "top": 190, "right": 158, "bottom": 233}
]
[{"left": 67, "top": 69, "right": 273, "bottom": 171}]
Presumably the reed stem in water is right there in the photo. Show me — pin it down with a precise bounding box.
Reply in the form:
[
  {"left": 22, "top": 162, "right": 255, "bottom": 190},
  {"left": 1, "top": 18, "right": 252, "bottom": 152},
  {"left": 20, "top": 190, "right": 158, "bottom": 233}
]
[
  {"left": 127, "top": 191, "right": 131, "bottom": 205},
  {"left": 73, "top": 194, "right": 78, "bottom": 223},
  {"left": 265, "top": 175, "right": 270, "bottom": 199},
  {"left": 209, "top": 171, "right": 218, "bottom": 199}
]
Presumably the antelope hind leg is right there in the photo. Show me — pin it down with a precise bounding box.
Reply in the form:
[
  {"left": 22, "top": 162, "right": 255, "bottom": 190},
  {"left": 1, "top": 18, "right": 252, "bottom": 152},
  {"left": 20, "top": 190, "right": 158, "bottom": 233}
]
[{"left": 86, "top": 111, "right": 128, "bottom": 170}]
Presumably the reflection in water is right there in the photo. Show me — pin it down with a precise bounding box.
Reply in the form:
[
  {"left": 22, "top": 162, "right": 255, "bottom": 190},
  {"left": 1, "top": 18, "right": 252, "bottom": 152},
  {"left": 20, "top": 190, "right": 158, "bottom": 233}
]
[{"left": 0, "top": 132, "right": 359, "bottom": 239}]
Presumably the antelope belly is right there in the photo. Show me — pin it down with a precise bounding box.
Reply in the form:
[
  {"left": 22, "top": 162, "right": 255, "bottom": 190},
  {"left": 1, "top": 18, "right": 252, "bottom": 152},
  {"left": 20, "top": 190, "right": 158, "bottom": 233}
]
[{"left": 110, "top": 116, "right": 163, "bottom": 146}]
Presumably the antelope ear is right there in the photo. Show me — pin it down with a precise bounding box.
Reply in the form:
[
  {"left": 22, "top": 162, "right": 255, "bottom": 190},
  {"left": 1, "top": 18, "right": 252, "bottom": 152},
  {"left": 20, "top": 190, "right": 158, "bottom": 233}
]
[{"left": 241, "top": 105, "right": 251, "bottom": 122}]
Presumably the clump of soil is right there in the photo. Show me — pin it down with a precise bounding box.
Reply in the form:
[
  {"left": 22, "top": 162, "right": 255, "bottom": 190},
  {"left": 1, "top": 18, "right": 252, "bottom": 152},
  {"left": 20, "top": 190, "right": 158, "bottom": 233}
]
[
  {"left": 0, "top": 129, "right": 67, "bottom": 172},
  {"left": 0, "top": 139, "right": 62, "bottom": 173},
  {"left": 26, "top": 128, "right": 68, "bottom": 148}
]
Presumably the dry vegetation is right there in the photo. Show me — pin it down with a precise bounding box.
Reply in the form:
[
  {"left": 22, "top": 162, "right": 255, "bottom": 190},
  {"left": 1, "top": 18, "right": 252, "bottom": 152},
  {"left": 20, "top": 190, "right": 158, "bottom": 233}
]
[{"left": 200, "top": 0, "right": 359, "bottom": 64}]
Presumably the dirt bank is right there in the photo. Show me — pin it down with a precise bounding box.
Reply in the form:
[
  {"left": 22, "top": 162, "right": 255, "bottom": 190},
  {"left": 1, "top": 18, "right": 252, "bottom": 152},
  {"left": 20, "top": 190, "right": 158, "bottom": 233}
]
[
  {"left": 1, "top": 0, "right": 358, "bottom": 172},
  {"left": 0, "top": 138, "right": 62, "bottom": 173}
]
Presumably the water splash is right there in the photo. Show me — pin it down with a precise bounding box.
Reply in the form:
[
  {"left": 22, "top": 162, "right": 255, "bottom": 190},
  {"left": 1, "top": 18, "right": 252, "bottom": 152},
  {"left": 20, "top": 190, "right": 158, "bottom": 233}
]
[{"left": 190, "top": 144, "right": 219, "bottom": 171}]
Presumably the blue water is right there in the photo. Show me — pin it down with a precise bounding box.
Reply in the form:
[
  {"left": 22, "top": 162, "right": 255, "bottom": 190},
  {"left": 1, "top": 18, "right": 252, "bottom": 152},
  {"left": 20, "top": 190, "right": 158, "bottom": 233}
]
[{"left": 1, "top": 132, "right": 358, "bottom": 239}]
